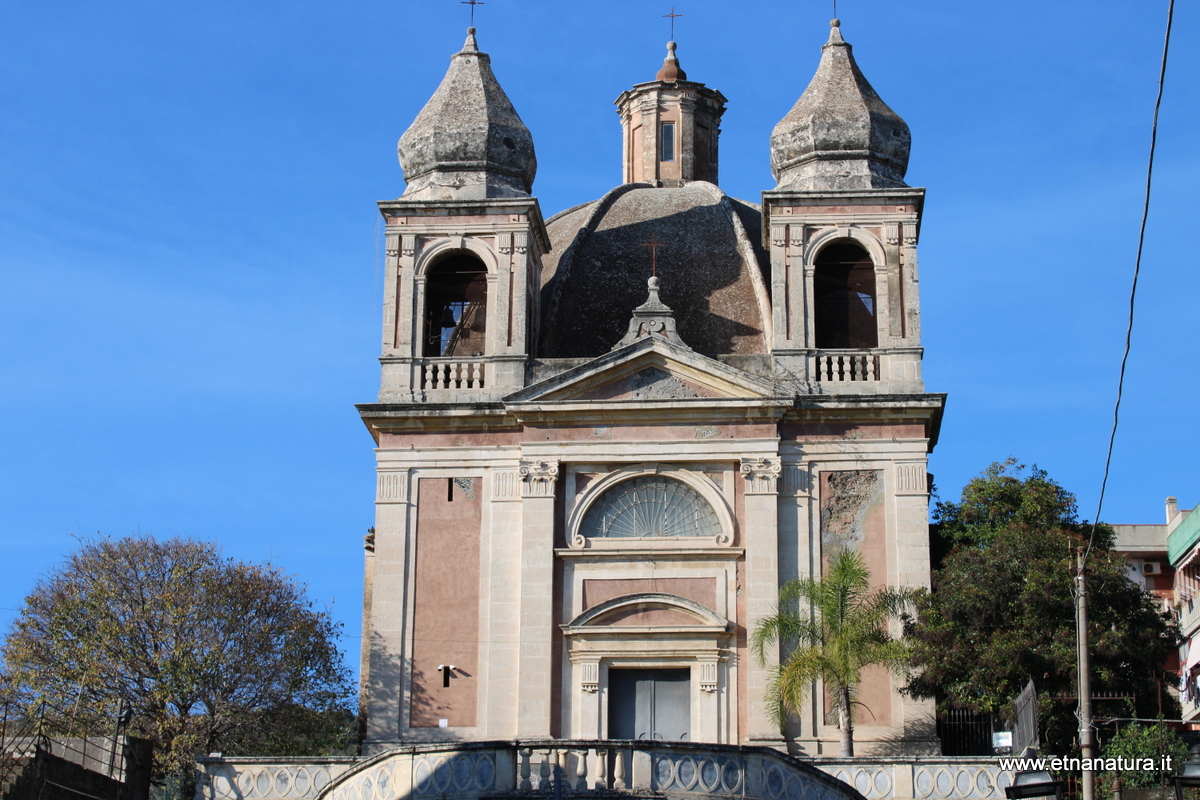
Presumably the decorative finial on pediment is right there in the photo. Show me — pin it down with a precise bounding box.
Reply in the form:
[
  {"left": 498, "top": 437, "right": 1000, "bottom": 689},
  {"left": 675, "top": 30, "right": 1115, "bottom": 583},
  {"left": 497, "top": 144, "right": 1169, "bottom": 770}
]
[{"left": 613, "top": 275, "right": 691, "bottom": 350}]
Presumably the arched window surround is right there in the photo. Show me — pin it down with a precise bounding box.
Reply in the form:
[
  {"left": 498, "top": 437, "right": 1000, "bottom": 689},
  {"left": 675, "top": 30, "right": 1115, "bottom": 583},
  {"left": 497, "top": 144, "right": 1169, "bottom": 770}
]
[
  {"left": 565, "top": 465, "right": 737, "bottom": 550},
  {"left": 412, "top": 239, "right": 500, "bottom": 359},
  {"left": 802, "top": 226, "right": 890, "bottom": 351}
]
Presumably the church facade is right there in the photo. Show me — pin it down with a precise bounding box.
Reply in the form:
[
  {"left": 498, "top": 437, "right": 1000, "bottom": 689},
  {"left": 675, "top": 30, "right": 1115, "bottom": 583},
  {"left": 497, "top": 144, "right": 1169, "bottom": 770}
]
[{"left": 357, "top": 20, "right": 945, "bottom": 758}]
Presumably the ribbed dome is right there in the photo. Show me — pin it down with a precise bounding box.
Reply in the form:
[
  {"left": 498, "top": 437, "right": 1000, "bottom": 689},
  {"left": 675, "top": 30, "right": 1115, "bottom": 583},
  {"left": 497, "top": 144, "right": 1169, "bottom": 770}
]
[
  {"left": 398, "top": 29, "right": 537, "bottom": 200},
  {"left": 538, "top": 183, "right": 771, "bottom": 358},
  {"left": 770, "top": 20, "right": 910, "bottom": 191}
]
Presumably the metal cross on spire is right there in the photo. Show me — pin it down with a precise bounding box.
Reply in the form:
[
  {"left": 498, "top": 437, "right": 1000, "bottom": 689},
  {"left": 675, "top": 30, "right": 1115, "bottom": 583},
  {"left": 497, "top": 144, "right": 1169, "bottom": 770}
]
[
  {"left": 641, "top": 234, "right": 665, "bottom": 278},
  {"left": 663, "top": 7, "right": 683, "bottom": 40},
  {"left": 461, "top": 0, "right": 485, "bottom": 27}
]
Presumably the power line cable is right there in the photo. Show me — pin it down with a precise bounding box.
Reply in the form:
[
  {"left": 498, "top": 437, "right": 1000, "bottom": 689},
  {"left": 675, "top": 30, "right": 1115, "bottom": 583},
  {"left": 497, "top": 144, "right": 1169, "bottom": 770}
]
[{"left": 1083, "top": 0, "right": 1175, "bottom": 569}]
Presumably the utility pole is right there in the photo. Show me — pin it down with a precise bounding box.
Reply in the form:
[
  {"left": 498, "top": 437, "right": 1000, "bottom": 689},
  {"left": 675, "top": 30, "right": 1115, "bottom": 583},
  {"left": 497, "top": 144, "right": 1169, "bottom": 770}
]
[{"left": 1076, "top": 546, "right": 1095, "bottom": 800}]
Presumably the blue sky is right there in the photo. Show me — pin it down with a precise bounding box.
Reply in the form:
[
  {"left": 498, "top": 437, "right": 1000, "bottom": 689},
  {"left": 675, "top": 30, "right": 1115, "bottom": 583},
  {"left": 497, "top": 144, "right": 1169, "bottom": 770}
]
[{"left": 2, "top": 0, "right": 1196, "bottom": 680}]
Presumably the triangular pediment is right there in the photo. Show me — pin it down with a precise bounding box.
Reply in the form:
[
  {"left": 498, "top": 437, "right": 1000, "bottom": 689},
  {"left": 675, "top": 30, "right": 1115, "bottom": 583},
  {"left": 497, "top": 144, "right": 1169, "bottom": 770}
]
[{"left": 505, "top": 338, "right": 786, "bottom": 403}]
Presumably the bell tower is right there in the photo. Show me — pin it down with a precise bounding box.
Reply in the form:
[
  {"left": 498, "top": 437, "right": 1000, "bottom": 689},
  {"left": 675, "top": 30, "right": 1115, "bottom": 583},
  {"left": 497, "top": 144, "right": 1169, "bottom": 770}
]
[
  {"left": 615, "top": 42, "right": 726, "bottom": 187},
  {"left": 764, "top": 19, "right": 924, "bottom": 393},
  {"left": 377, "top": 28, "right": 549, "bottom": 402}
]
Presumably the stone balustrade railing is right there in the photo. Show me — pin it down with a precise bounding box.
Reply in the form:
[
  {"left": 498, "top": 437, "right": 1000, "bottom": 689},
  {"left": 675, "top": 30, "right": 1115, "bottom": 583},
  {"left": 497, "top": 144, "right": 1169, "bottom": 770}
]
[
  {"left": 806, "top": 348, "right": 924, "bottom": 389},
  {"left": 196, "top": 741, "right": 865, "bottom": 800},
  {"left": 195, "top": 745, "right": 1011, "bottom": 800},
  {"left": 194, "top": 756, "right": 357, "bottom": 800},
  {"left": 814, "top": 758, "right": 1014, "bottom": 800},
  {"left": 813, "top": 351, "right": 882, "bottom": 382},
  {"left": 421, "top": 359, "right": 485, "bottom": 391}
]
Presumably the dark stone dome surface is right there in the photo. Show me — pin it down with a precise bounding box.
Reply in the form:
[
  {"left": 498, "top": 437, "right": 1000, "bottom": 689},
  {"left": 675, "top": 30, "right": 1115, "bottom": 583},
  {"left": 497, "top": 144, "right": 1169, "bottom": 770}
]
[{"left": 538, "top": 183, "right": 770, "bottom": 359}]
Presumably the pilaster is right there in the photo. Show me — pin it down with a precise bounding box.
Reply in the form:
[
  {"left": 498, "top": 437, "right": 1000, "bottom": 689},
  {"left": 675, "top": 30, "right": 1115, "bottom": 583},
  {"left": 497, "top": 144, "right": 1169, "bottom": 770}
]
[
  {"left": 883, "top": 222, "right": 903, "bottom": 340},
  {"left": 366, "top": 467, "right": 412, "bottom": 743},
  {"left": 485, "top": 467, "right": 524, "bottom": 736},
  {"left": 640, "top": 98, "right": 659, "bottom": 186},
  {"left": 740, "top": 455, "right": 783, "bottom": 746},
  {"left": 516, "top": 459, "right": 559, "bottom": 737},
  {"left": 769, "top": 222, "right": 789, "bottom": 350},
  {"left": 679, "top": 93, "right": 697, "bottom": 184},
  {"left": 901, "top": 221, "right": 921, "bottom": 345}
]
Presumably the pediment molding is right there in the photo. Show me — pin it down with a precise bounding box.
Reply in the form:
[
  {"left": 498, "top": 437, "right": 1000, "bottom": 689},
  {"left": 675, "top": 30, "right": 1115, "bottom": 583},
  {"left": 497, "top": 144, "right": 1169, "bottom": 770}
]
[
  {"left": 506, "top": 338, "right": 789, "bottom": 405},
  {"left": 565, "top": 592, "right": 729, "bottom": 631}
]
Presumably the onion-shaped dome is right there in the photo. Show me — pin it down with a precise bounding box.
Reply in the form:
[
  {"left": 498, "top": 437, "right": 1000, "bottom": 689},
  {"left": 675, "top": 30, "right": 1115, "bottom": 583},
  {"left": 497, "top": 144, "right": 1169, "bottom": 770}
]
[
  {"left": 770, "top": 20, "right": 910, "bottom": 191},
  {"left": 655, "top": 41, "right": 687, "bottom": 82},
  {"left": 538, "top": 182, "right": 771, "bottom": 358},
  {"left": 398, "top": 28, "right": 537, "bottom": 200}
]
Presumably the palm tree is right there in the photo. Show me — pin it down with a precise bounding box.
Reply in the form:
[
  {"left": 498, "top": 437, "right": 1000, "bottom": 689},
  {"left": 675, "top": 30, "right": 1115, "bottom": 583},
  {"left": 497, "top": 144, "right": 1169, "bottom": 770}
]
[{"left": 751, "top": 549, "right": 913, "bottom": 757}]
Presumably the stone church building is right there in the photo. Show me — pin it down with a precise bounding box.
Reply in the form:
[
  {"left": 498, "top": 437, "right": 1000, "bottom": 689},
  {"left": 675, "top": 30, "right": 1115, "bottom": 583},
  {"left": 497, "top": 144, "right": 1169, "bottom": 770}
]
[{"left": 357, "top": 19, "right": 945, "bottom": 758}]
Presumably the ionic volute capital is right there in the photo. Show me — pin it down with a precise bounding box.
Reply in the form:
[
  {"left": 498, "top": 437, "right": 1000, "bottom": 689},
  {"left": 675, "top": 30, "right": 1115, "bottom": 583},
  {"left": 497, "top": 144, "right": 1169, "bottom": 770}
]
[
  {"left": 740, "top": 457, "right": 782, "bottom": 495},
  {"left": 519, "top": 459, "right": 560, "bottom": 497}
]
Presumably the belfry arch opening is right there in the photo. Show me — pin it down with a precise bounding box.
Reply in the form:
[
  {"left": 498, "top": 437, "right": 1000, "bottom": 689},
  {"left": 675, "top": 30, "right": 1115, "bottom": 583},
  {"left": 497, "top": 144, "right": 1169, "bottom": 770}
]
[
  {"left": 423, "top": 254, "right": 488, "bottom": 357},
  {"left": 813, "top": 241, "right": 878, "bottom": 349}
]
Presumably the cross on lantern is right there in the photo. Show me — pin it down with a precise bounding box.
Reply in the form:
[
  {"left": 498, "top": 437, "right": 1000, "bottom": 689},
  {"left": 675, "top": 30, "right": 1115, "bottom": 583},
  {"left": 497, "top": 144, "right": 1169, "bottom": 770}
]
[
  {"left": 641, "top": 234, "right": 665, "bottom": 278},
  {"left": 663, "top": 7, "right": 683, "bottom": 39},
  {"left": 461, "top": 0, "right": 485, "bottom": 27}
]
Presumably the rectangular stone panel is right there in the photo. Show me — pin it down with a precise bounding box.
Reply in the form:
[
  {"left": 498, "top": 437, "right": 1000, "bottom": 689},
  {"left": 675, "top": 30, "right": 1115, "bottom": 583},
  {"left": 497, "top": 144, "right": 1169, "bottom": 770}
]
[
  {"left": 411, "top": 477, "right": 481, "bottom": 728},
  {"left": 819, "top": 469, "right": 891, "bottom": 727}
]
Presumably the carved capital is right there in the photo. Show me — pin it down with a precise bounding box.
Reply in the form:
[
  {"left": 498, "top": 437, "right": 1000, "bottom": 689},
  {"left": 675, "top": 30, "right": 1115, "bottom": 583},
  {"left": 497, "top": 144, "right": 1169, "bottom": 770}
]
[
  {"left": 770, "top": 224, "right": 786, "bottom": 248},
  {"left": 883, "top": 222, "right": 900, "bottom": 246},
  {"left": 492, "top": 469, "right": 521, "bottom": 502},
  {"left": 902, "top": 222, "right": 918, "bottom": 246},
  {"left": 780, "top": 465, "right": 811, "bottom": 496},
  {"left": 698, "top": 660, "right": 719, "bottom": 692},
  {"left": 498, "top": 232, "right": 513, "bottom": 255},
  {"left": 740, "top": 457, "right": 781, "bottom": 495},
  {"left": 895, "top": 462, "right": 928, "bottom": 496},
  {"left": 520, "top": 460, "right": 559, "bottom": 497},
  {"left": 580, "top": 660, "right": 600, "bottom": 693},
  {"left": 401, "top": 234, "right": 417, "bottom": 257},
  {"left": 385, "top": 234, "right": 400, "bottom": 259},
  {"left": 377, "top": 470, "right": 410, "bottom": 504},
  {"left": 514, "top": 232, "right": 528, "bottom": 255},
  {"left": 788, "top": 225, "right": 804, "bottom": 249}
]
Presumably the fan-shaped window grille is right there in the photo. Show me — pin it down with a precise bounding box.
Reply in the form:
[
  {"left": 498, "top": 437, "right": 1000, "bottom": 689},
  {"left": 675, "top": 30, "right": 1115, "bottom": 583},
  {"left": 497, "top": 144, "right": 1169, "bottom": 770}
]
[{"left": 579, "top": 476, "right": 722, "bottom": 540}]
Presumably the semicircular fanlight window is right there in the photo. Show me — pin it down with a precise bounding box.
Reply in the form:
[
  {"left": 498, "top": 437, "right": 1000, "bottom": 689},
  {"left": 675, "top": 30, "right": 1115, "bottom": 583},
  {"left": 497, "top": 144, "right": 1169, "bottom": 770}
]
[{"left": 579, "top": 476, "right": 722, "bottom": 540}]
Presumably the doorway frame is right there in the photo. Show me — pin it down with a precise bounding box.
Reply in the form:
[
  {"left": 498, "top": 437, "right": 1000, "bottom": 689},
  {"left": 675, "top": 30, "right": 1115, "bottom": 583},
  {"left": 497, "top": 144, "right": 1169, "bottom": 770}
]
[{"left": 562, "top": 592, "right": 733, "bottom": 742}]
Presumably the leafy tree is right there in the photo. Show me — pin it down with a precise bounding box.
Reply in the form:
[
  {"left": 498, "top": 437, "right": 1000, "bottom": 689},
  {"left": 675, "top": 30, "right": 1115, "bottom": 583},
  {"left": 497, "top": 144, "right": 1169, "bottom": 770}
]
[
  {"left": 1098, "top": 722, "right": 1188, "bottom": 791},
  {"left": 906, "top": 461, "right": 1178, "bottom": 753},
  {"left": 1, "top": 535, "right": 355, "bottom": 778},
  {"left": 929, "top": 457, "right": 1111, "bottom": 568},
  {"left": 752, "top": 549, "right": 913, "bottom": 757}
]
